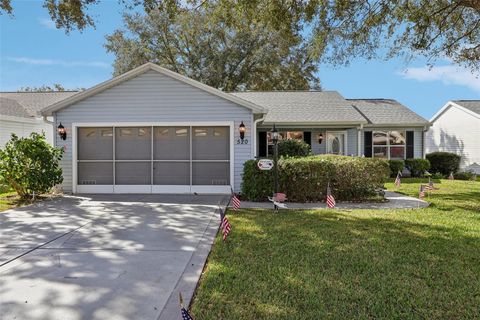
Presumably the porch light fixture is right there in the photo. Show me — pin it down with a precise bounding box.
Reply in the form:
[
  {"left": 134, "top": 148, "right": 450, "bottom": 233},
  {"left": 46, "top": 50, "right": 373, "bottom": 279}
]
[
  {"left": 57, "top": 123, "right": 67, "bottom": 140},
  {"left": 318, "top": 133, "right": 323, "bottom": 144},
  {"left": 239, "top": 121, "right": 246, "bottom": 140},
  {"left": 271, "top": 124, "right": 279, "bottom": 144}
]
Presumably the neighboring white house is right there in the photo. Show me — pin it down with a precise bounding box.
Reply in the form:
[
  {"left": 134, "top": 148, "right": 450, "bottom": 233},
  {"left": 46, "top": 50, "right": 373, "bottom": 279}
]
[
  {"left": 0, "top": 92, "right": 78, "bottom": 147},
  {"left": 426, "top": 100, "right": 480, "bottom": 174}
]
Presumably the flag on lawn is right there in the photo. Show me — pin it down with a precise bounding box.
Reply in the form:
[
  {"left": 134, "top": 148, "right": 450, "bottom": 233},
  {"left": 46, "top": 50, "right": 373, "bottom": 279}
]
[
  {"left": 394, "top": 171, "right": 401, "bottom": 187},
  {"left": 326, "top": 183, "right": 336, "bottom": 209},
  {"left": 230, "top": 188, "right": 241, "bottom": 210},
  {"left": 419, "top": 185, "right": 426, "bottom": 199},
  {"left": 426, "top": 177, "right": 436, "bottom": 190},
  {"left": 448, "top": 172, "right": 455, "bottom": 180},
  {"left": 219, "top": 208, "right": 231, "bottom": 241},
  {"left": 179, "top": 292, "right": 194, "bottom": 320}
]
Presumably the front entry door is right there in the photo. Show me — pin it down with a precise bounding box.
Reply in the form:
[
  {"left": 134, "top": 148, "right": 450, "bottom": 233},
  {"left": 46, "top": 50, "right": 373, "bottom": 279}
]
[{"left": 326, "top": 131, "right": 347, "bottom": 155}]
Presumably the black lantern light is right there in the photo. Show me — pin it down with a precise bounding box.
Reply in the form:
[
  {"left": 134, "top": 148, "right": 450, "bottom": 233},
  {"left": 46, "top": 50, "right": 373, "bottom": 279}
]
[
  {"left": 271, "top": 124, "right": 279, "bottom": 144},
  {"left": 57, "top": 123, "right": 67, "bottom": 140},
  {"left": 318, "top": 133, "right": 323, "bottom": 144},
  {"left": 239, "top": 121, "right": 246, "bottom": 140}
]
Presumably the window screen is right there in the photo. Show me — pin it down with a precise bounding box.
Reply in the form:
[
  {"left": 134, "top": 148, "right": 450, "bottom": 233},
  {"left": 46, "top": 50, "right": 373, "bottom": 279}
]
[
  {"left": 78, "top": 127, "right": 113, "bottom": 160},
  {"left": 115, "top": 162, "right": 151, "bottom": 185},
  {"left": 153, "top": 162, "right": 190, "bottom": 185},
  {"left": 153, "top": 127, "right": 190, "bottom": 160},
  {"left": 115, "top": 127, "right": 151, "bottom": 160},
  {"left": 192, "top": 127, "right": 229, "bottom": 160},
  {"left": 192, "top": 162, "right": 229, "bottom": 185},
  {"left": 78, "top": 162, "right": 113, "bottom": 185}
]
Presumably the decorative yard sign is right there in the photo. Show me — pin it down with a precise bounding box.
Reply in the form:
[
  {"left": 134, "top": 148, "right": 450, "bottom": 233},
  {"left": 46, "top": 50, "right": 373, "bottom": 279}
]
[{"left": 257, "top": 159, "right": 274, "bottom": 171}]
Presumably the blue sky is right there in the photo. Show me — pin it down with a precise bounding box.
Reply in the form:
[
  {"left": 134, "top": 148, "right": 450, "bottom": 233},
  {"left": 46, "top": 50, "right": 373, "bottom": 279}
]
[{"left": 1, "top": 1, "right": 479, "bottom": 119}]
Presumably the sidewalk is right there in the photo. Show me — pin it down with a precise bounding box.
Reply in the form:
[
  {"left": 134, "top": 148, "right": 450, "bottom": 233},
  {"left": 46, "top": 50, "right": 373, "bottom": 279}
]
[{"left": 235, "top": 191, "right": 429, "bottom": 210}]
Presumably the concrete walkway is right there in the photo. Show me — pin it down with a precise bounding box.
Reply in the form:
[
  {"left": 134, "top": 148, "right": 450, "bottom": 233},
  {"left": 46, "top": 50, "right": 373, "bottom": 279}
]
[
  {"left": 0, "top": 194, "right": 228, "bottom": 320},
  {"left": 237, "top": 191, "right": 429, "bottom": 210}
]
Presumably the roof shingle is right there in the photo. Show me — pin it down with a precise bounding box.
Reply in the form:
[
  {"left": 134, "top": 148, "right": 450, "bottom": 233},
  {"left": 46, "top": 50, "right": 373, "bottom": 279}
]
[
  {"left": 231, "top": 91, "right": 367, "bottom": 124},
  {"left": 0, "top": 91, "right": 79, "bottom": 118},
  {"left": 348, "top": 99, "right": 429, "bottom": 125},
  {"left": 453, "top": 100, "right": 480, "bottom": 115}
]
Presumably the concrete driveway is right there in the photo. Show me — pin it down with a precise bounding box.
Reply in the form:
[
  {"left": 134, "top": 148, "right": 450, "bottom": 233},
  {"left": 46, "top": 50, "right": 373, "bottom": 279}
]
[{"left": 0, "top": 194, "right": 227, "bottom": 320}]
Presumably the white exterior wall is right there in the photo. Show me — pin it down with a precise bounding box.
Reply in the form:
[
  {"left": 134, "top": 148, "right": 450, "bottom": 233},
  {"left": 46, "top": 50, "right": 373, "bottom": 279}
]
[
  {"left": 426, "top": 105, "right": 480, "bottom": 173},
  {"left": 54, "top": 70, "right": 254, "bottom": 193},
  {"left": 0, "top": 117, "right": 53, "bottom": 148}
]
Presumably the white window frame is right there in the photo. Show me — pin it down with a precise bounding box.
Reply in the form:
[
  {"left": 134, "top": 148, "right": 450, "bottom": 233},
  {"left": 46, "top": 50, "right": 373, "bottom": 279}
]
[
  {"left": 372, "top": 130, "right": 406, "bottom": 160},
  {"left": 326, "top": 130, "right": 348, "bottom": 155},
  {"left": 72, "top": 121, "right": 234, "bottom": 194}
]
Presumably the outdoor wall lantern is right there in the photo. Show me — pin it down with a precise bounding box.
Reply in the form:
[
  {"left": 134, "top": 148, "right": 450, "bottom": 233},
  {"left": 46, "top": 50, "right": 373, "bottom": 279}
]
[
  {"left": 318, "top": 133, "right": 323, "bottom": 144},
  {"left": 57, "top": 123, "right": 67, "bottom": 140},
  {"left": 239, "top": 121, "right": 246, "bottom": 140},
  {"left": 271, "top": 124, "right": 279, "bottom": 144},
  {"left": 237, "top": 121, "right": 248, "bottom": 144}
]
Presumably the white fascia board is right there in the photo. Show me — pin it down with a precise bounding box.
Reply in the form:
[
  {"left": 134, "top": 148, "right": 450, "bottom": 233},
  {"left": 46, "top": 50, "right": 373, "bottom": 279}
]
[{"left": 430, "top": 101, "right": 480, "bottom": 122}]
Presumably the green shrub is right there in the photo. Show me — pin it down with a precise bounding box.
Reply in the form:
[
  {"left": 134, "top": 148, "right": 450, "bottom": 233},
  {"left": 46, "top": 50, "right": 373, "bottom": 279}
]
[
  {"left": 453, "top": 171, "right": 477, "bottom": 181},
  {"left": 241, "top": 155, "right": 390, "bottom": 202},
  {"left": 426, "top": 152, "right": 461, "bottom": 175},
  {"left": 431, "top": 172, "right": 445, "bottom": 179},
  {"left": 388, "top": 160, "right": 405, "bottom": 177},
  {"left": 277, "top": 139, "right": 311, "bottom": 157},
  {"left": 0, "top": 133, "right": 64, "bottom": 199},
  {"left": 405, "top": 158, "right": 430, "bottom": 177}
]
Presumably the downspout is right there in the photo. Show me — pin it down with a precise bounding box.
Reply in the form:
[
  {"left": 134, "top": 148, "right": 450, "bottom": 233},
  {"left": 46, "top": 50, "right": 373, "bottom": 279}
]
[
  {"left": 357, "top": 124, "right": 363, "bottom": 157},
  {"left": 252, "top": 114, "right": 266, "bottom": 158},
  {"left": 422, "top": 125, "right": 429, "bottom": 159},
  {"left": 42, "top": 115, "right": 54, "bottom": 125}
]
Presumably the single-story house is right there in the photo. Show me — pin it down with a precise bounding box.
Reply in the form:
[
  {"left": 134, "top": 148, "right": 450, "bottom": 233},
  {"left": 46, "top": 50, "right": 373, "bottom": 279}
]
[
  {"left": 0, "top": 91, "right": 77, "bottom": 147},
  {"left": 39, "top": 62, "right": 429, "bottom": 194},
  {"left": 426, "top": 100, "right": 480, "bottom": 173}
]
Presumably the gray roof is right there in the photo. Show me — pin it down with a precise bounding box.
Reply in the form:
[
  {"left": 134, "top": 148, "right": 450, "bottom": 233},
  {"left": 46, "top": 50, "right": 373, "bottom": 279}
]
[
  {"left": 231, "top": 91, "right": 367, "bottom": 124},
  {"left": 0, "top": 91, "right": 79, "bottom": 118},
  {"left": 348, "top": 99, "right": 429, "bottom": 125},
  {"left": 0, "top": 97, "right": 33, "bottom": 118},
  {"left": 453, "top": 100, "right": 480, "bottom": 115}
]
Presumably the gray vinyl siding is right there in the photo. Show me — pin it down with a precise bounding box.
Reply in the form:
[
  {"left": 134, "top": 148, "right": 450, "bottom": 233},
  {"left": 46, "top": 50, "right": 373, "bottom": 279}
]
[
  {"left": 360, "top": 127, "right": 424, "bottom": 158},
  {"left": 54, "top": 70, "right": 253, "bottom": 192},
  {"left": 346, "top": 128, "right": 358, "bottom": 156}
]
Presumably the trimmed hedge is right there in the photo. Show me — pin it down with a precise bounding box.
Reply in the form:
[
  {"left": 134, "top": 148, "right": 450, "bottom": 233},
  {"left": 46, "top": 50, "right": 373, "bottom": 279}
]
[
  {"left": 426, "top": 152, "right": 461, "bottom": 175},
  {"left": 241, "top": 155, "right": 390, "bottom": 202},
  {"left": 405, "top": 158, "right": 430, "bottom": 177},
  {"left": 388, "top": 160, "right": 405, "bottom": 177},
  {"left": 278, "top": 139, "right": 311, "bottom": 157}
]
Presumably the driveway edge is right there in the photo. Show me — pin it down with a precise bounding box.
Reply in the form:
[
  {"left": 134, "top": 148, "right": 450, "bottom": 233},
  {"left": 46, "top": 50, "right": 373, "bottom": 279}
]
[{"left": 157, "top": 203, "right": 224, "bottom": 320}]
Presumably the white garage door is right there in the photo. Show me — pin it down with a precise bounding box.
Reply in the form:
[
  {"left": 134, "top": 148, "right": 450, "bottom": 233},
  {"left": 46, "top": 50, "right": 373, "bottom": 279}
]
[{"left": 75, "top": 124, "right": 232, "bottom": 194}]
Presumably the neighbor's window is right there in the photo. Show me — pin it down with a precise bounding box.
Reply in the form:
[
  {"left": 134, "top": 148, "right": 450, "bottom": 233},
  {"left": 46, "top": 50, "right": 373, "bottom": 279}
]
[
  {"left": 266, "top": 131, "right": 304, "bottom": 156},
  {"left": 372, "top": 131, "right": 405, "bottom": 159}
]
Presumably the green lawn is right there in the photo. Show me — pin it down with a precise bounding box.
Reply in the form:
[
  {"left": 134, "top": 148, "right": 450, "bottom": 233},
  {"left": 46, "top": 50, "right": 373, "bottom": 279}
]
[
  {"left": 0, "top": 191, "right": 18, "bottom": 212},
  {"left": 191, "top": 179, "right": 480, "bottom": 319}
]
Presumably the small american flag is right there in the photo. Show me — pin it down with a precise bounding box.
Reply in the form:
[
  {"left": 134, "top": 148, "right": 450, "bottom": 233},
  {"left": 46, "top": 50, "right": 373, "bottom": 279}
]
[
  {"left": 231, "top": 194, "right": 241, "bottom": 210},
  {"left": 419, "top": 185, "right": 426, "bottom": 199},
  {"left": 394, "top": 171, "right": 401, "bottom": 187},
  {"left": 425, "top": 177, "right": 436, "bottom": 190},
  {"left": 448, "top": 172, "right": 455, "bottom": 180},
  {"left": 179, "top": 292, "right": 194, "bottom": 320},
  {"left": 219, "top": 209, "right": 231, "bottom": 241},
  {"left": 326, "top": 183, "right": 336, "bottom": 209}
]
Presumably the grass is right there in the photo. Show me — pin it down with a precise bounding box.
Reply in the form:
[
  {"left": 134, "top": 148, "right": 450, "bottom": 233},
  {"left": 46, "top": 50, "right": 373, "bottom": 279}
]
[{"left": 191, "top": 179, "right": 480, "bottom": 319}]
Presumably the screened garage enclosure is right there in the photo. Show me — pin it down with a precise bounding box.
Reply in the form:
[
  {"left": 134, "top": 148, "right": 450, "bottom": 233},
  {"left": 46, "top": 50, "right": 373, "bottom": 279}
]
[{"left": 74, "top": 125, "right": 233, "bottom": 194}]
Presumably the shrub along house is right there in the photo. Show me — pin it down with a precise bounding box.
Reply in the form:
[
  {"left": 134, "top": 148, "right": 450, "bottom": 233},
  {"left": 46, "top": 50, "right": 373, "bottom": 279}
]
[{"left": 40, "top": 62, "right": 430, "bottom": 194}]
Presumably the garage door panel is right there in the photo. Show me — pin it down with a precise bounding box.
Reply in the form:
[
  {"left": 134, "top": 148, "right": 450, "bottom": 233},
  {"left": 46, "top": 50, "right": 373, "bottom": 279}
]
[
  {"left": 192, "top": 162, "right": 229, "bottom": 185},
  {"left": 153, "top": 162, "right": 190, "bottom": 185},
  {"left": 115, "top": 162, "right": 151, "bottom": 185},
  {"left": 192, "top": 127, "right": 229, "bottom": 160},
  {"left": 154, "top": 127, "right": 190, "bottom": 160},
  {"left": 78, "top": 162, "right": 113, "bottom": 185},
  {"left": 78, "top": 127, "right": 113, "bottom": 160},
  {"left": 115, "top": 127, "right": 151, "bottom": 160}
]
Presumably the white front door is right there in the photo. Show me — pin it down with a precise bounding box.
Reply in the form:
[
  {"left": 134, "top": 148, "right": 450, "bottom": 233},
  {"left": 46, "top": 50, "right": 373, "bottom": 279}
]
[{"left": 326, "top": 131, "right": 347, "bottom": 155}]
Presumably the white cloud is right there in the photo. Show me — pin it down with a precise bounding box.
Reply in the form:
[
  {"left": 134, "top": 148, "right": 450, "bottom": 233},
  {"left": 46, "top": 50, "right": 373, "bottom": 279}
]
[
  {"left": 399, "top": 65, "right": 480, "bottom": 93},
  {"left": 38, "top": 18, "right": 56, "bottom": 30},
  {"left": 7, "top": 56, "right": 110, "bottom": 68}
]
